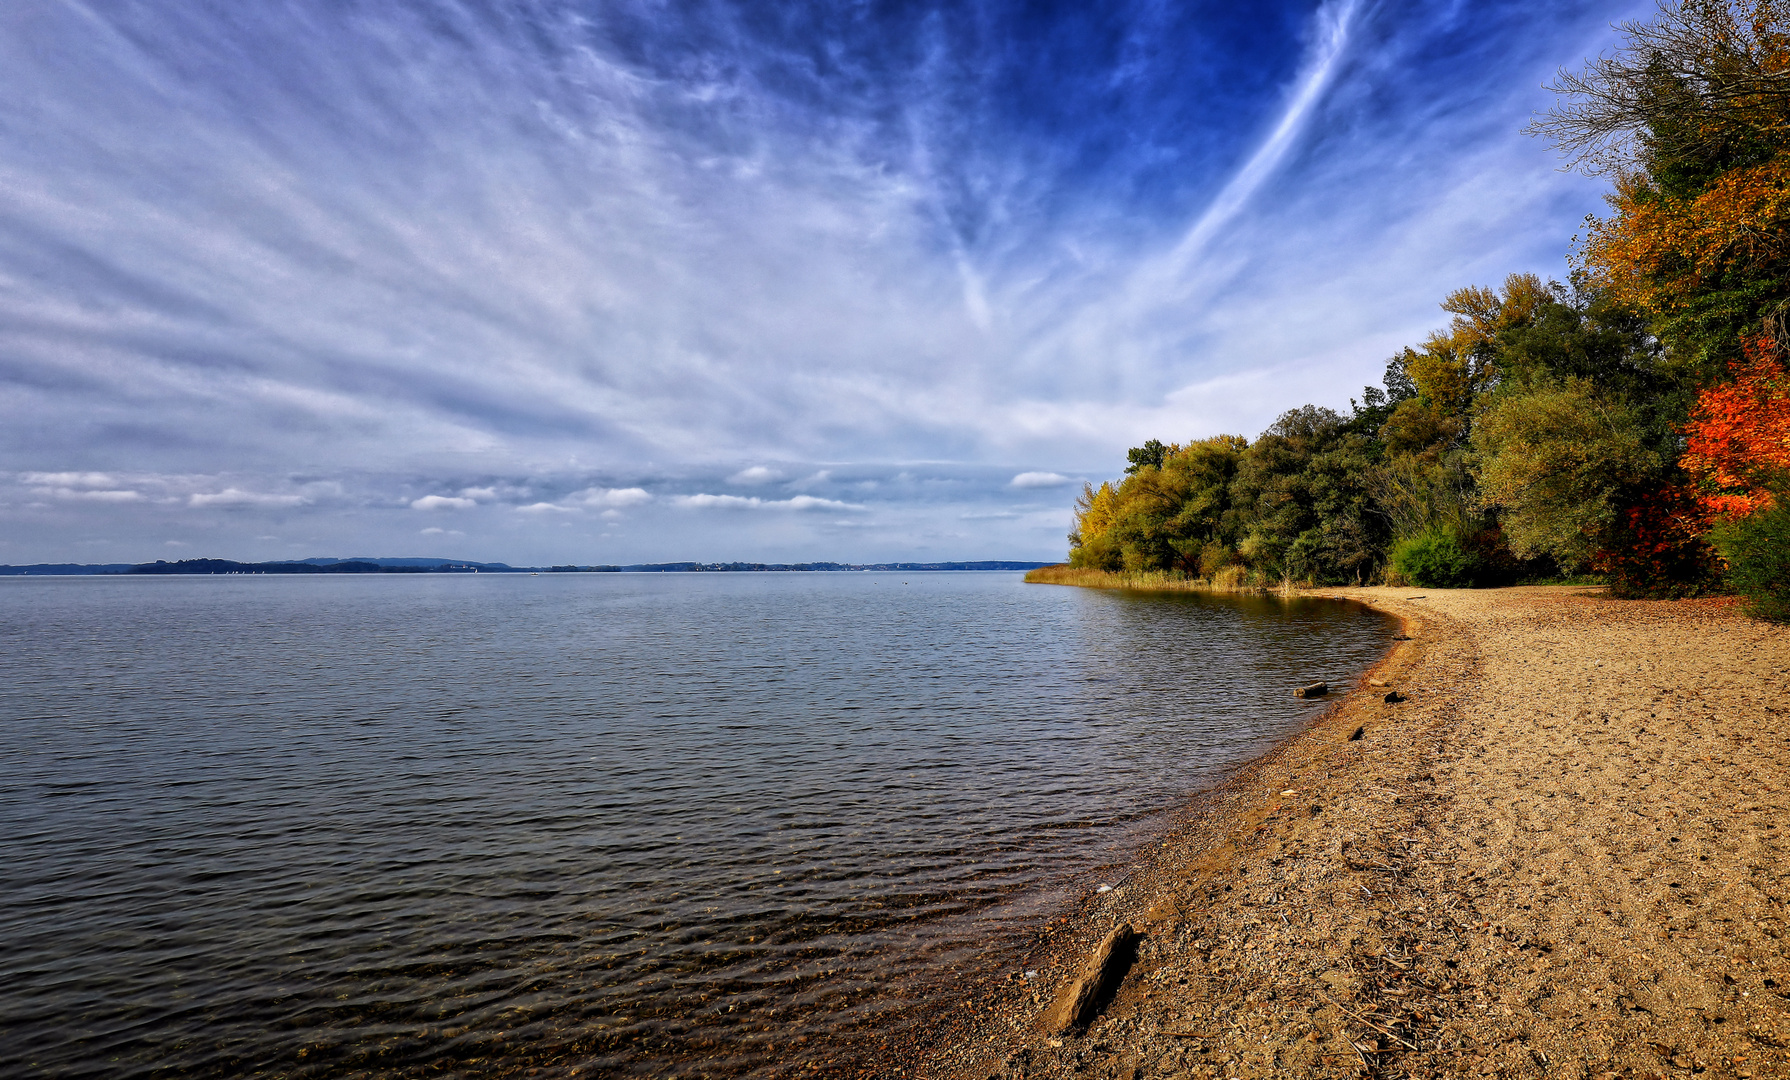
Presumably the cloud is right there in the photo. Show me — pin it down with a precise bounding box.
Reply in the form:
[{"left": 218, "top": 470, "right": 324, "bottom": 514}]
[
  {"left": 1010, "top": 471, "right": 1072, "bottom": 489},
  {"left": 410, "top": 495, "right": 478, "bottom": 511},
  {"left": 1157, "top": 0, "right": 1360, "bottom": 274},
  {"left": 673, "top": 494, "right": 868, "bottom": 512},
  {"left": 572, "top": 486, "right": 653, "bottom": 508},
  {"left": 188, "top": 489, "right": 306, "bottom": 509},
  {"left": 0, "top": 0, "right": 1639, "bottom": 564},
  {"left": 41, "top": 487, "right": 145, "bottom": 502},
  {"left": 727, "top": 466, "right": 782, "bottom": 485},
  {"left": 419, "top": 526, "right": 463, "bottom": 536},
  {"left": 515, "top": 502, "right": 577, "bottom": 514},
  {"left": 20, "top": 472, "right": 118, "bottom": 488}
]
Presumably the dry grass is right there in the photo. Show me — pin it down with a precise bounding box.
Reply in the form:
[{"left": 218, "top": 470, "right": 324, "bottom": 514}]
[{"left": 1023, "top": 564, "right": 1282, "bottom": 594}]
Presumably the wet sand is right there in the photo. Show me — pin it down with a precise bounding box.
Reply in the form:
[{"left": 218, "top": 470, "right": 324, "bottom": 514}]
[{"left": 913, "top": 585, "right": 1790, "bottom": 1080}]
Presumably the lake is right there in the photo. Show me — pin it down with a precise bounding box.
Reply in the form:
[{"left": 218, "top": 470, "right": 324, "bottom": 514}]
[{"left": 0, "top": 572, "right": 1394, "bottom": 1078}]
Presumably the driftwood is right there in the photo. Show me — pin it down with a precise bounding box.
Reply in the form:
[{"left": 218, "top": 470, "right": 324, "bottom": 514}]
[
  {"left": 1295, "top": 682, "right": 1329, "bottom": 698},
  {"left": 1046, "top": 922, "right": 1139, "bottom": 1032}
]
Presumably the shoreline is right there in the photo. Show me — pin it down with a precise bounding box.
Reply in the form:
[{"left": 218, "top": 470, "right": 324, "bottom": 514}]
[
  {"left": 911, "top": 585, "right": 1790, "bottom": 1080},
  {"left": 1021, "top": 564, "right": 1293, "bottom": 594}
]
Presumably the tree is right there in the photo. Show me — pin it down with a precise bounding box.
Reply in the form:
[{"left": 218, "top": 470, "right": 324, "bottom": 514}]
[
  {"left": 1531, "top": 0, "right": 1790, "bottom": 175},
  {"left": 1231, "top": 406, "right": 1354, "bottom": 581},
  {"left": 1681, "top": 332, "right": 1790, "bottom": 516},
  {"left": 1067, "top": 437, "right": 1248, "bottom": 574},
  {"left": 1125, "top": 439, "right": 1169, "bottom": 474},
  {"left": 1472, "top": 378, "right": 1662, "bottom": 572},
  {"left": 1535, "top": 0, "right": 1790, "bottom": 362},
  {"left": 1068, "top": 481, "right": 1123, "bottom": 569}
]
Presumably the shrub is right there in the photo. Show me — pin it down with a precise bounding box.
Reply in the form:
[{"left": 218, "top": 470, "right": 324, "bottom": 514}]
[
  {"left": 1390, "top": 529, "right": 1480, "bottom": 588},
  {"left": 1590, "top": 487, "right": 1723, "bottom": 599},
  {"left": 1710, "top": 497, "right": 1790, "bottom": 622},
  {"left": 1458, "top": 524, "right": 1535, "bottom": 586},
  {"left": 1197, "top": 540, "right": 1235, "bottom": 580}
]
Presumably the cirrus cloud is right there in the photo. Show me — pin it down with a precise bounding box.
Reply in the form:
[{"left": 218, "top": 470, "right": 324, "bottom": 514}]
[{"left": 0, "top": 0, "right": 1638, "bottom": 565}]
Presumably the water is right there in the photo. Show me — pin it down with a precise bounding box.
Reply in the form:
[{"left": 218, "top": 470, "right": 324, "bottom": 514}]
[{"left": 0, "top": 572, "right": 1394, "bottom": 1078}]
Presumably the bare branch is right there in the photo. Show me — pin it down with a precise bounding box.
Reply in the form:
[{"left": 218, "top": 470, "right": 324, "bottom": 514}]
[{"left": 1529, "top": 0, "right": 1790, "bottom": 174}]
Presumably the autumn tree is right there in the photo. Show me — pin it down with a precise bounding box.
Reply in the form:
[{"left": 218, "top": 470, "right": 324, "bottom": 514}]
[
  {"left": 1681, "top": 332, "right": 1790, "bottom": 514},
  {"left": 1536, "top": 0, "right": 1790, "bottom": 364}
]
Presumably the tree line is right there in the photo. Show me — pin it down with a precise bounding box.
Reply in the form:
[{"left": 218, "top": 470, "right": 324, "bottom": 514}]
[{"left": 1066, "top": 0, "right": 1790, "bottom": 620}]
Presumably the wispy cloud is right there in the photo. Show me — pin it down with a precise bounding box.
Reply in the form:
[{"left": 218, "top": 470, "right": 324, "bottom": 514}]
[
  {"left": 42, "top": 487, "right": 146, "bottom": 503},
  {"left": 0, "top": 0, "right": 1639, "bottom": 562},
  {"left": 188, "top": 489, "right": 306, "bottom": 509},
  {"left": 673, "top": 494, "right": 868, "bottom": 512},
  {"left": 21, "top": 472, "right": 120, "bottom": 488},
  {"left": 1161, "top": 0, "right": 1361, "bottom": 273}
]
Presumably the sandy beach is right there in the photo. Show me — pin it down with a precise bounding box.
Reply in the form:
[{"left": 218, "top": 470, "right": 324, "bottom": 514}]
[{"left": 914, "top": 585, "right": 1790, "bottom": 1080}]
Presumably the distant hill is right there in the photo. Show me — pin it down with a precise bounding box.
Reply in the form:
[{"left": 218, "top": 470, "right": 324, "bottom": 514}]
[
  {"left": 288, "top": 557, "right": 518, "bottom": 570},
  {"left": 128, "top": 559, "right": 423, "bottom": 574},
  {"left": 0, "top": 563, "right": 136, "bottom": 575},
  {"left": 0, "top": 557, "right": 1053, "bottom": 576}
]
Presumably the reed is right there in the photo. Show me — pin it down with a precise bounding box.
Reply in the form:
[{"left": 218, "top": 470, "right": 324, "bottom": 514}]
[{"left": 1023, "top": 564, "right": 1289, "bottom": 594}]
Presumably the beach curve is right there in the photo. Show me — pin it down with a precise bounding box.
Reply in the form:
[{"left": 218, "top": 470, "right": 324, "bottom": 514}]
[{"left": 909, "top": 585, "right": 1790, "bottom": 1080}]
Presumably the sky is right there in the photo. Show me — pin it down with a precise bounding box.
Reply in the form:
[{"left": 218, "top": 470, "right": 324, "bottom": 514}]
[{"left": 0, "top": 0, "right": 1648, "bottom": 566}]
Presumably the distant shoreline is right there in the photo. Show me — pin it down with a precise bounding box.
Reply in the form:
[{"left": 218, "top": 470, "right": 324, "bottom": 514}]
[{"left": 0, "top": 558, "right": 1054, "bottom": 577}]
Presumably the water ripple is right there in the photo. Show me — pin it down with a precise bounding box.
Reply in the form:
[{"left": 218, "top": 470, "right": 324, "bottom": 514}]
[{"left": 0, "top": 572, "right": 1392, "bottom": 1078}]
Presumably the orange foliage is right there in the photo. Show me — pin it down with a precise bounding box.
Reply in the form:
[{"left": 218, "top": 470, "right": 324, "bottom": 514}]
[
  {"left": 1574, "top": 2, "right": 1790, "bottom": 317},
  {"left": 1582, "top": 156, "right": 1790, "bottom": 318},
  {"left": 1681, "top": 334, "right": 1790, "bottom": 516}
]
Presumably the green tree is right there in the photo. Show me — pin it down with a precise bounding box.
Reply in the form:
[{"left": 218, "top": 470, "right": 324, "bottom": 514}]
[
  {"left": 1125, "top": 439, "right": 1169, "bottom": 474},
  {"left": 1472, "top": 378, "right": 1662, "bottom": 572},
  {"left": 1230, "top": 406, "right": 1379, "bottom": 583}
]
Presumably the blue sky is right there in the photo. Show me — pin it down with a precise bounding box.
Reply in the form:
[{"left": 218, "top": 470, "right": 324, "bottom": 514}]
[{"left": 0, "top": 0, "right": 1643, "bottom": 565}]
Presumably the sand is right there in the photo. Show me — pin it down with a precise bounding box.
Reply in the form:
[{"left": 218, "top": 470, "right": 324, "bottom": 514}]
[{"left": 914, "top": 586, "right": 1790, "bottom": 1080}]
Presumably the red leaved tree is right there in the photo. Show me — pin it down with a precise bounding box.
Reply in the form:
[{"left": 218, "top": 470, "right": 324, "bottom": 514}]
[{"left": 1681, "top": 334, "right": 1790, "bottom": 519}]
